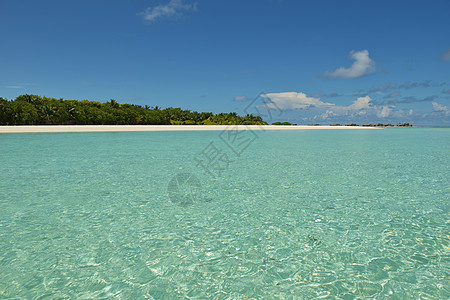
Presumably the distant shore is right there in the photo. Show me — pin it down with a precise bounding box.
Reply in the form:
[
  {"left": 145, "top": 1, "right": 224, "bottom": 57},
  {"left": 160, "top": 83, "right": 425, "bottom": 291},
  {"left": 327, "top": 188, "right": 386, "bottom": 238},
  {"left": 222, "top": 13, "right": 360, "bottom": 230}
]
[{"left": 0, "top": 125, "right": 380, "bottom": 133}]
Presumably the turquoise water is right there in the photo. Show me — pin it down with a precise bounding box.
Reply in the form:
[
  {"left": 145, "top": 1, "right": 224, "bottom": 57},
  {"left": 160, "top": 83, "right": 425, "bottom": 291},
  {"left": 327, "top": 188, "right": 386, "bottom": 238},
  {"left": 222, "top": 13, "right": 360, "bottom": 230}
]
[{"left": 0, "top": 128, "right": 449, "bottom": 299}]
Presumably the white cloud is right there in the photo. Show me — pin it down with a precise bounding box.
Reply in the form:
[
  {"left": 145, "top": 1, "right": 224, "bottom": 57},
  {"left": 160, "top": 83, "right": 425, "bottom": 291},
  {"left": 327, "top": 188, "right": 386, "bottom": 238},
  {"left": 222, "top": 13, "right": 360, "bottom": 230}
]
[
  {"left": 323, "top": 50, "right": 376, "bottom": 79},
  {"left": 260, "top": 93, "right": 392, "bottom": 119},
  {"left": 347, "top": 96, "right": 372, "bottom": 110},
  {"left": 261, "top": 92, "right": 334, "bottom": 110},
  {"left": 138, "top": 0, "right": 197, "bottom": 23},
  {"left": 313, "top": 96, "right": 406, "bottom": 121},
  {"left": 432, "top": 102, "right": 450, "bottom": 116},
  {"left": 233, "top": 96, "right": 251, "bottom": 102},
  {"left": 259, "top": 92, "right": 441, "bottom": 123},
  {"left": 301, "top": 99, "right": 449, "bottom": 125},
  {"left": 6, "top": 86, "right": 22, "bottom": 89},
  {"left": 319, "top": 110, "right": 338, "bottom": 120},
  {"left": 440, "top": 48, "right": 450, "bottom": 62},
  {"left": 376, "top": 106, "right": 393, "bottom": 118}
]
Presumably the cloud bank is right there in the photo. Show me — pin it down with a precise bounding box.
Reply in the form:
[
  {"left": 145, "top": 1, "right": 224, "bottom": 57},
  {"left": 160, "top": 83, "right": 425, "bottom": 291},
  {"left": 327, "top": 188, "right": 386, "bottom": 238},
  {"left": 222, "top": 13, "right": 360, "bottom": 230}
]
[
  {"left": 138, "top": 0, "right": 197, "bottom": 23},
  {"left": 313, "top": 95, "right": 413, "bottom": 121},
  {"left": 432, "top": 102, "right": 450, "bottom": 116},
  {"left": 323, "top": 50, "right": 376, "bottom": 79},
  {"left": 399, "top": 80, "right": 431, "bottom": 89},
  {"left": 250, "top": 90, "right": 447, "bottom": 124},
  {"left": 261, "top": 92, "right": 334, "bottom": 110},
  {"left": 368, "top": 83, "right": 396, "bottom": 94},
  {"left": 263, "top": 91, "right": 446, "bottom": 122},
  {"left": 355, "top": 81, "right": 435, "bottom": 99},
  {"left": 380, "top": 95, "right": 438, "bottom": 105},
  {"left": 261, "top": 92, "right": 406, "bottom": 120},
  {"left": 384, "top": 92, "right": 401, "bottom": 99}
]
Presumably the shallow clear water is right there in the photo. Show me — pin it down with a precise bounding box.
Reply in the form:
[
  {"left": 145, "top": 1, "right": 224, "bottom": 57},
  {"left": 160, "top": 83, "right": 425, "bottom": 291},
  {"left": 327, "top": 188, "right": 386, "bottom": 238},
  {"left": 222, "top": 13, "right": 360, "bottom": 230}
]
[{"left": 0, "top": 128, "right": 449, "bottom": 299}]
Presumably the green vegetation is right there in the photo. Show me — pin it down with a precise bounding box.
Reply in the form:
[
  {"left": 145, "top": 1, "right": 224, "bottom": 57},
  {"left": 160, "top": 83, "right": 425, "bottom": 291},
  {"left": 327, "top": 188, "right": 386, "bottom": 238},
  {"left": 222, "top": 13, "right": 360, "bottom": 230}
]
[
  {"left": 272, "top": 122, "right": 292, "bottom": 125},
  {"left": 0, "top": 95, "right": 267, "bottom": 126}
]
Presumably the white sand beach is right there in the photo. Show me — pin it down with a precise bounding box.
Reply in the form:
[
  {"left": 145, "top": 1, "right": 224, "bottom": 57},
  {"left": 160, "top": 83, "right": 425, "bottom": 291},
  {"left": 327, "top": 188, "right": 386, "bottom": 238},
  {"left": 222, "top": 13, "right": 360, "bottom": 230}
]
[{"left": 0, "top": 125, "right": 378, "bottom": 133}]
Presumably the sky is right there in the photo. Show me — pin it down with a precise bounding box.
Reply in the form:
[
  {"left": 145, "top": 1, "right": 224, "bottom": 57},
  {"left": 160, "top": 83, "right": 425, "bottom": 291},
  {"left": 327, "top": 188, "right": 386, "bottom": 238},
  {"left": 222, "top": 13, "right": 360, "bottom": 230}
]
[{"left": 1, "top": 0, "right": 449, "bottom": 125}]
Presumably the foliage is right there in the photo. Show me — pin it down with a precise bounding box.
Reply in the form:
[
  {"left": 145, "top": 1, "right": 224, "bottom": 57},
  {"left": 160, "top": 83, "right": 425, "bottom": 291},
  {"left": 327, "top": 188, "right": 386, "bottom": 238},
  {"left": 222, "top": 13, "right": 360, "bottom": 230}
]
[
  {"left": 0, "top": 95, "right": 268, "bottom": 126},
  {"left": 272, "top": 122, "right": 292, "bottom": 125}
]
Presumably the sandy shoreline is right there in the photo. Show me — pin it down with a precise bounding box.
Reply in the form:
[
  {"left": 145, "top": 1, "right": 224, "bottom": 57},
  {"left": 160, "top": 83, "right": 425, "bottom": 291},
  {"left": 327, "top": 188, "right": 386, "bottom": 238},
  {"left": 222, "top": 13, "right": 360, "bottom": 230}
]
[{"left": 0, "top": 125, "right": 379, "bottom": 133}]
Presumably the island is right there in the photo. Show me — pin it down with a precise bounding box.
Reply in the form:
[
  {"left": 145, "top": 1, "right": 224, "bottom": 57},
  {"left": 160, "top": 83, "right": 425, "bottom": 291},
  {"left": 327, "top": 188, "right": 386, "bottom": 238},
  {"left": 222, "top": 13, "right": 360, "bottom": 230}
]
[
  {"left": 0, "top": 94, "right": 266, "bottom": 126},
  {"left": 272, "top": 122, "right": 297, "bottom": 125}
]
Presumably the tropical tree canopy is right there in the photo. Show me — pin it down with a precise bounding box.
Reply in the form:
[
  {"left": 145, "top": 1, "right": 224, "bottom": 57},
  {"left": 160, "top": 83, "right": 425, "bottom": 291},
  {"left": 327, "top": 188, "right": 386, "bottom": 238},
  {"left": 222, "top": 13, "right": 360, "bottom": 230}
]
[{"left": 0, "top": 95, "right": 267, "bottom": 126}]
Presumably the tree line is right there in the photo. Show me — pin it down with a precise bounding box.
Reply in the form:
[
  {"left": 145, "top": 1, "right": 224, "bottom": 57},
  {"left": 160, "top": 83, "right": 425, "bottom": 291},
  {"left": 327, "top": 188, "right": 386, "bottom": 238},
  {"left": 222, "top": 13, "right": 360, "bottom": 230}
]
[{"left": 0, "top": 95, "right": 267, "bottom": 126}]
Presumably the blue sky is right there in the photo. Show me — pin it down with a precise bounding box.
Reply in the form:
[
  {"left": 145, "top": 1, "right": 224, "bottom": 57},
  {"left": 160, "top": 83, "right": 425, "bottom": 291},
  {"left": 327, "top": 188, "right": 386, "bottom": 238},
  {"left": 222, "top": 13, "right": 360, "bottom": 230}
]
[{"left": 1, "top": 0, "right": 449, "bottom": 125}]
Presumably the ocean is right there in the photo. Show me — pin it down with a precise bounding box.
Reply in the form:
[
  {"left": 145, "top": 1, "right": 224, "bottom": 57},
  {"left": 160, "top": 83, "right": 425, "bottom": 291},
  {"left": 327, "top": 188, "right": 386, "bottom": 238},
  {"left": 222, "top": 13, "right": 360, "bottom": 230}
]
[{"left": 0, "top": 128, "right": 448, "bottom": 298}]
